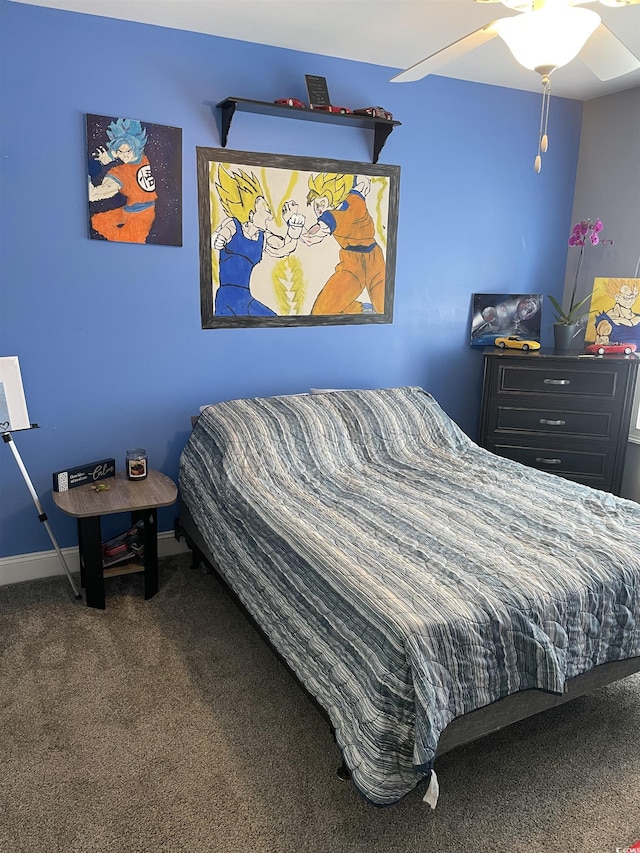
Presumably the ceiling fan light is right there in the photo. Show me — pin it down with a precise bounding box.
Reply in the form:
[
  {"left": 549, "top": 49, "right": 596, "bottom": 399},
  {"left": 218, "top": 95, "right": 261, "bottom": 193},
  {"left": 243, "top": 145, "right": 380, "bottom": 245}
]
[{"left": 494, "top": 6, "right": 601, "bottom": 73}]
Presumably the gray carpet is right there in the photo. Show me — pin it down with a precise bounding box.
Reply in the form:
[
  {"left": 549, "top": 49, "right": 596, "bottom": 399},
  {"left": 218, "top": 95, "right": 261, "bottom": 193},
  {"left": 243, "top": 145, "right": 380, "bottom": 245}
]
[{"left": 1, "top": 555, "right": 639, "bottom": 853}]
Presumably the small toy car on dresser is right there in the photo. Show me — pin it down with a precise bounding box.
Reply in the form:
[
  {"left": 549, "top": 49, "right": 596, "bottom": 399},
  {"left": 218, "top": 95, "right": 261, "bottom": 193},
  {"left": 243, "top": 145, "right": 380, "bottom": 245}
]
[
  {"left": 494, "top": 335, "right": 541, "bottom": 351},
  {"left": 584, "top": 342, "right": 637, "bottom": 355}
]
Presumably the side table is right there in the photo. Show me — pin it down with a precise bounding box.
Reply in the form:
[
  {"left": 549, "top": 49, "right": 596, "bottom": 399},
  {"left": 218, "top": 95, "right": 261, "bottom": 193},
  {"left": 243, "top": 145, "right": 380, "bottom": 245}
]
[{"left": 53, "top": 470, "right": 177, "bottom": 609}]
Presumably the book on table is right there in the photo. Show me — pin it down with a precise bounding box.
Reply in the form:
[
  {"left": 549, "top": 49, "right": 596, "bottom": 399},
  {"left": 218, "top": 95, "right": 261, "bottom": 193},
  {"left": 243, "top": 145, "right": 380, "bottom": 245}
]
[{"left": 102, "top": 520, "right": 145, "bottom": 568}]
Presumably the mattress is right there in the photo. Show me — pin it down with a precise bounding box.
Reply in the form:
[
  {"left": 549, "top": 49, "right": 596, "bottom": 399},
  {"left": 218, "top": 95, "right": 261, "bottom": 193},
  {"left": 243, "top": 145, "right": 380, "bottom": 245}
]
[{"left": 178, "top": 386, "right": 640, "bottom": 805}]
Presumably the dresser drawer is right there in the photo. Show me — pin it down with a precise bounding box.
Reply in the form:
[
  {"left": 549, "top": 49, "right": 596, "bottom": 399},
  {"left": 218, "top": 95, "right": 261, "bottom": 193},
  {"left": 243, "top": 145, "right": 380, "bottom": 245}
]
[
  {"left": 496, "top": 363, "right": 621, "bottom": 399},
  {"left": 486, "top": 440, "right": 612, "bottom": 487},
  {"left": 491, "top": 405, "right": 616, "bottom": 440}
]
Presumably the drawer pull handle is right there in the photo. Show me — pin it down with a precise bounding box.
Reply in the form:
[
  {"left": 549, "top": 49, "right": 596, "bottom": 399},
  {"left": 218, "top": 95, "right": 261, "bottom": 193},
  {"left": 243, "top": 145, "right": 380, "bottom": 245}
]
[
  {"left": 539, "top": 419, "right": 566, "bottom": 426},
  {"left": 535, "top": 457, "right": 562, "bottom": 466},
  {"left": 543, "top": 378, "right": 570, "bottom": 385}
]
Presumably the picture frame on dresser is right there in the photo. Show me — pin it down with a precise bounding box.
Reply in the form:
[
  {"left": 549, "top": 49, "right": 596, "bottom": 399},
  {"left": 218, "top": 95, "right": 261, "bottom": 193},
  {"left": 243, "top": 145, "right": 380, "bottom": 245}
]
[
  {"left": 584, "top": 277, "right": 640, "bottom": 348},
  {"left": 470, "top": 293, "right": 542, "bottom": 347},
  {"left": 478, "top": 348, "right": 639, "bottom": 496}
]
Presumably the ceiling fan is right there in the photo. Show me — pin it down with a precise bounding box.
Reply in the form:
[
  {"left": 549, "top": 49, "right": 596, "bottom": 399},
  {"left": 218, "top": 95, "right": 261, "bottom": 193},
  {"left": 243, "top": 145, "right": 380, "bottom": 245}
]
[
  {"left": 391, "top": 0, "right": 640, "bottom": 171},
  {"left": 391, "top": 0, "right": 640, "bottom": 84}
]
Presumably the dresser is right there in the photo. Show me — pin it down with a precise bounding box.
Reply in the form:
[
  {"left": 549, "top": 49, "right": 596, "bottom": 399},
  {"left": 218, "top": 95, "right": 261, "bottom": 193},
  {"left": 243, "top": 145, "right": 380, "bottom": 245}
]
[{"left": 478, "top": 348, "right": 639, "bottom": 495}]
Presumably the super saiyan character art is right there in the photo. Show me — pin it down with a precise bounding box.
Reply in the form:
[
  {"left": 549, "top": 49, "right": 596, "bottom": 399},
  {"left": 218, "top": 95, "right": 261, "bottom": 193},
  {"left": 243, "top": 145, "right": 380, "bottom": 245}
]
[
  {"left": 593, "top": 279, "right": 640, "bottom": 346},
  {"left": 211, "top": 166, "right": 305, "bottom": 316},
  {"left": 302, "top": 173, "right": 386, "bottom": 315}
]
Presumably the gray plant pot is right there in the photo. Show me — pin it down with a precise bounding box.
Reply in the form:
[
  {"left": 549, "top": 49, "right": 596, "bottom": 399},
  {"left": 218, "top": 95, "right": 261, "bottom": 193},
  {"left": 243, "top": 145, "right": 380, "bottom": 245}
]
[{"left": 553, "top": 323, "right": 581, "bottom": 350}]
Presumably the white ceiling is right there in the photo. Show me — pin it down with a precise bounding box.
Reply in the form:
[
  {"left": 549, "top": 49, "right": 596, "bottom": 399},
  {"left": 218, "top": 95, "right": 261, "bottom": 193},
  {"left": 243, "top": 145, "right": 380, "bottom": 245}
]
[{"left": 9, "top": 0, "right": 640, "bottom": 100}]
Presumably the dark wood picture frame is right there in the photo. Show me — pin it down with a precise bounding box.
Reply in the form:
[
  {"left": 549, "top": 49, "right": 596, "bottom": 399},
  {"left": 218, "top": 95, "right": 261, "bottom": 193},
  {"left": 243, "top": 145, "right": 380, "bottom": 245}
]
[{"left": 197, "top": 147, "right": 400, "bottom": 329}]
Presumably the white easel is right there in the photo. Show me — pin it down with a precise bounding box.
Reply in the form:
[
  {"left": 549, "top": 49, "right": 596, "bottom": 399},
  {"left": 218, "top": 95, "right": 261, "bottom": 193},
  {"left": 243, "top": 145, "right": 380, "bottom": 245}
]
[
  {"left": 3, "top": 427, "right": 81, "bottom": 600},
  {"left": 1, "top": 356, "right": 81, "bottom": 599}
]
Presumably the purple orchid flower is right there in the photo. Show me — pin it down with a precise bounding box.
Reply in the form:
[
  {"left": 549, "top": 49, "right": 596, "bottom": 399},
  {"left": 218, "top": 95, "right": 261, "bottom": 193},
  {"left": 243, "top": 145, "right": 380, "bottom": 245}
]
[{"left": 551, "top": 217, "right": 613, "bottom": 325}]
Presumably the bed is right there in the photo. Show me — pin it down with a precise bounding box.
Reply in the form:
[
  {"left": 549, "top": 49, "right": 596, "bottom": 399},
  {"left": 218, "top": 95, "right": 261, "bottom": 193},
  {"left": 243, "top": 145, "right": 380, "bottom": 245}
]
[{"left": 177, "top": 386, "right": 640, "bottom": 807}]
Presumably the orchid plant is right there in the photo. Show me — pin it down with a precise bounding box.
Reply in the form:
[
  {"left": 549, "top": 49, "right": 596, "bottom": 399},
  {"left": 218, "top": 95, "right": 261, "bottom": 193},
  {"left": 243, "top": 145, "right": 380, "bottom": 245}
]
[{"left": 548, "top": 218, "right": 613, "bottom": 326}]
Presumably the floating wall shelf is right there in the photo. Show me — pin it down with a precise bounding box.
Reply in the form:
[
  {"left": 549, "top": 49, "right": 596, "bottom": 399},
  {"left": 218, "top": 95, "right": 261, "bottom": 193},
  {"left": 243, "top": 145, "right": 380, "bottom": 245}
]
[{"left": 216, "top": 97, "right": 401, "bottom": 164}]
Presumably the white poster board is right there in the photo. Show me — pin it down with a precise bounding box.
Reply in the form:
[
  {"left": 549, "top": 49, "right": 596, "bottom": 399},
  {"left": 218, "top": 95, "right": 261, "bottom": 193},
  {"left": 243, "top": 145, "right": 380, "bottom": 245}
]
[{"left": 0, "top": 357, "right": 31, "bottom": 432}]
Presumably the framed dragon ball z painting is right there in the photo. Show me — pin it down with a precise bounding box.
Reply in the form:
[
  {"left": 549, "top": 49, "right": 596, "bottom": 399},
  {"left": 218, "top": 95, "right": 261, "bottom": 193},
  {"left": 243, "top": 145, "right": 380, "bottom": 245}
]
[{"left": 196, "top": 147, "right": 400, "bottom": 328}]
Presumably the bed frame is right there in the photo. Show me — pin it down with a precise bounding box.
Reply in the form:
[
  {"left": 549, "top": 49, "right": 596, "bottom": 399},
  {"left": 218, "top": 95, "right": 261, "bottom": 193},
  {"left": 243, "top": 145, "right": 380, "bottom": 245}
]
[{"left": 175, "top": 499, "right": 640, "bottom": 769}]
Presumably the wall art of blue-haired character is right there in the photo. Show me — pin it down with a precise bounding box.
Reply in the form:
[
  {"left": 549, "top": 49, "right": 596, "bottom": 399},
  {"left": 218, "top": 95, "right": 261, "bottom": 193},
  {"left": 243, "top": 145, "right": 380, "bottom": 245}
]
[{"left": 86, "top": 114, "right": 182, "bottom": 246}]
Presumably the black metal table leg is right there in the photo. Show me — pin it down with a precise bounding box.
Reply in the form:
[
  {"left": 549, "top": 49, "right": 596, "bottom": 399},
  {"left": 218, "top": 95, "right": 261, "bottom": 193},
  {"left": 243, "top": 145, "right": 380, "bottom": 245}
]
[
  {"left": 79, "top": 515, "right": 105, "bottom": 610},
  {"left": 76, "top": 519, "right": 86, "bottom": 589},
  {"left": 133, "top": 508, "right": 158, "bottom": 600}
]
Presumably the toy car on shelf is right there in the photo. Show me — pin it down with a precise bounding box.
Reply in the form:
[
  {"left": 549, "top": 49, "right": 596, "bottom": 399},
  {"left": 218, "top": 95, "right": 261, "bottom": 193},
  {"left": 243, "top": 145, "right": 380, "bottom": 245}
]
[
  {"left": 310, "top": 104, "right": 352, "bottom": 114},
  {"left": 274, "top": 98, "right": 306, "bottom": 108},
  {"left": 584, "top": 342, "right": 637, "bottom": 355},
  {"left": 353, "top": 106, "right": 393, "bottom": 120},
  {"left": 494, "top": 336, "right": 541, "bottom": 351}
]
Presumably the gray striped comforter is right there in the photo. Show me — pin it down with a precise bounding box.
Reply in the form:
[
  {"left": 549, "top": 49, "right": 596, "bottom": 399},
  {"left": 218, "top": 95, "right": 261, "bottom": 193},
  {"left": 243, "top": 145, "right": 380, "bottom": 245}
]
[{"left": 178, "top": 386, "right": 640, "bottom": 805}]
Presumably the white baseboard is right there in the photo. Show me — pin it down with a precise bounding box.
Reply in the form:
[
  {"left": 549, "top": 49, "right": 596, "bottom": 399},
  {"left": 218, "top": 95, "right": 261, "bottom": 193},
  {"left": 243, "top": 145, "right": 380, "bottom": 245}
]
[{"left": 0, "top": 532, "right": 190, "bottom": 587}]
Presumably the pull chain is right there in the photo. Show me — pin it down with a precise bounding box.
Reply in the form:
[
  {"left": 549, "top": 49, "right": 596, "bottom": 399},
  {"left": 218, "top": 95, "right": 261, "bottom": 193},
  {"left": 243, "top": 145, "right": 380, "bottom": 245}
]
[{"left": 535, "top": 74, "right": 551, "bottom": 173}]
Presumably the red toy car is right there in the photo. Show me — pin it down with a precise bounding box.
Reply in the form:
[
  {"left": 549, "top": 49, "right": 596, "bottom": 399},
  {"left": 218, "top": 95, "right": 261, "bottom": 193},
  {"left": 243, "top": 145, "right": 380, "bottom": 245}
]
[
  {"left": 310, "top": 104, "right": 352, "bottom": 114},
  {"left": 585, "top": 342, "right": 637, "bottom": 355},
  {"left": 353, "top": 106, "right": 393, "bottom": 121},
  {"left": 274, "top": 98, "right": 306, "bottom": 109}
]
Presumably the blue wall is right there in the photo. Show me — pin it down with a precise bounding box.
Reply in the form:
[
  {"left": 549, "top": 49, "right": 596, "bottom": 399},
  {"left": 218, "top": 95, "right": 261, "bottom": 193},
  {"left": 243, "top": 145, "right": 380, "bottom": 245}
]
[{"left": 0, "top": 0, "right": 583, "bottom": 557}]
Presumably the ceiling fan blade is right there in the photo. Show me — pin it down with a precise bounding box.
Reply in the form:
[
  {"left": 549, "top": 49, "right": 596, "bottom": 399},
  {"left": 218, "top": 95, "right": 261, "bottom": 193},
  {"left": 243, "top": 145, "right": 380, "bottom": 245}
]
[
  {"left": 474, "top": 0, "right": 529, "bottom": 6},
  {"left": 475, "top": 0, "right": 640, "bottom": 4},
  {"left": 473, "top": 0, "right": 640, "bottom": 4},
  {"left": 390, "top": 24, "right": 498, "bottom": 83},
  {"left": 579, "top": 22, "right": 640, "bottom": 79}
]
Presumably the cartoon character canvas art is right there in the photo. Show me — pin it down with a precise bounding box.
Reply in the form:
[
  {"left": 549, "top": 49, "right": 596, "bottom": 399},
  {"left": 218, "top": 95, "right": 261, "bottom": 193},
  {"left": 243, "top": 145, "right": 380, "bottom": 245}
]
[
  {"left": 87, "top": 114, "right": 182, "bottom": 246},
  {"left": 586, "top": 278, "right": 640, "bottom": 347}
]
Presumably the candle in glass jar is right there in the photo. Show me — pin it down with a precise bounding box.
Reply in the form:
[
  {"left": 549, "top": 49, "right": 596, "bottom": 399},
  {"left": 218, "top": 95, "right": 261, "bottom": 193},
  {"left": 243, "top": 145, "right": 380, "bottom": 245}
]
[{"left": 126, "top": 449, "right": 147, "bottom": 480}]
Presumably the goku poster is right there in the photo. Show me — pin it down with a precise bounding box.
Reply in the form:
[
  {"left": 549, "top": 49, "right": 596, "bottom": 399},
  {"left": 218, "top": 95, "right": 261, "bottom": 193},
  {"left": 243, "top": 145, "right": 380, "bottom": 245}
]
[{"left": 87, "top": 114, "right": 182, "bottom": 246}]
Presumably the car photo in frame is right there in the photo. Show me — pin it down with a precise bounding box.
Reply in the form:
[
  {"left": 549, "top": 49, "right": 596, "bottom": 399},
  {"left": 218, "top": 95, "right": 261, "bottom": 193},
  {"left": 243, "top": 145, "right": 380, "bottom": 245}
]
[
  {"left": 197, "top": 148, "right": 400, "bottom": 329},
  {"left": 470, "top": 293, "right": 542, "bottom": 347}
]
